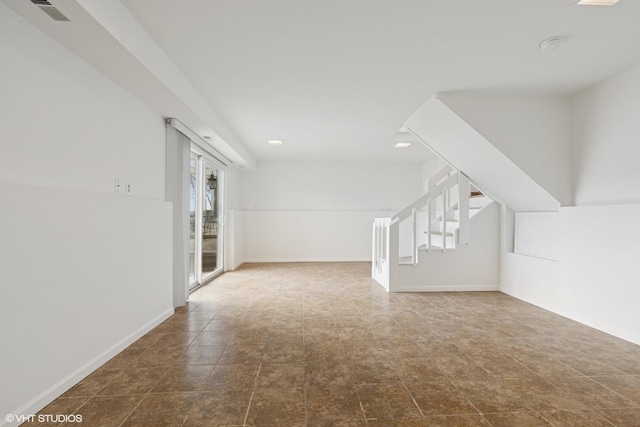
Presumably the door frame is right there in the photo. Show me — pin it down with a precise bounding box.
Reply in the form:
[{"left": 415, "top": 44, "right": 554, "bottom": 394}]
[
  {"left": 166, "top": 118, "right": 229, "bottom": 305},
  {"left": 190, "top": 144, "right": 226, "bottom": 291}
]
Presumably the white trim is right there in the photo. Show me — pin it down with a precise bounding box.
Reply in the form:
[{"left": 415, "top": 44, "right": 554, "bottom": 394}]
[
  {"left": 193, "top": 153, "right": 204, "bottom": 287},
  {"left": 167, "top": 119, "right": 228, "bottom": 296},
  {"left": 191, "top": 143, "right": 228, "bottom": 171},
  {"left": 243, "top": 258, "right": 372, "bottom": 263},
  {"left": 229, "top": 260, "right": 245, "bottom": 270},
  {"left": 514, "top": 211, "right": 559, "bottom": 261},
  {"left": 501, "top": 287, "right": 640, "bottom": 346},
  {"left": 189, "top": 152, "right": 226, "bottom": 289},
  {"left": 511, "top": 251, "right": 560, "bottom": 263},
  {"left": 394, "top": 284, "right": 500, "bottom": 292},
  {"left": 167, "top": 118, "right": 230, "bottom": 168},
  {"left": 3, "top": 308, "right": 174, "bottom": 427}
]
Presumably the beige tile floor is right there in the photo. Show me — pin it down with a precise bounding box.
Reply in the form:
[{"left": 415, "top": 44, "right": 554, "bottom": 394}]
[{"left": 38, "top": 262, "right": 640, "bottom": 426}]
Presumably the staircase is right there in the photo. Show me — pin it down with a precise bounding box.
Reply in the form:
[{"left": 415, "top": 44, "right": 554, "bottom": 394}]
[
  {"left": 372, "top": 166, "right": 499, "bottom": 292},
  {"left": 416, "top": 190, "right": 491, "bottom": 254}
]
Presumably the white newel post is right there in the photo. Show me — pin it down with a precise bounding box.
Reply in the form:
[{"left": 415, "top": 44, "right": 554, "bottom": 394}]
[
  {"left": 388, "top": 220, "right": 400, "bottom": 292},
  {"left": 458, "top": 173, "right": 470, "bottom": 245}
]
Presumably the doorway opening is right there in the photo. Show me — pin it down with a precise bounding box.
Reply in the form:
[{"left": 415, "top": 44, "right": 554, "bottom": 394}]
[{"left": 189, "top": 150, "right": 224, "bottom": 290}]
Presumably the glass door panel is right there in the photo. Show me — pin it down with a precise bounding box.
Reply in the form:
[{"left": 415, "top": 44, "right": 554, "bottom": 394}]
[
  {"left": 188, "top": 156, "right": 198, "bottom": 287},
  {"left": 188, "top": 151, "right": 224, "bottom": 290},
  {"left": 202, "top": 161, "right": 218, "bottom": 278}
]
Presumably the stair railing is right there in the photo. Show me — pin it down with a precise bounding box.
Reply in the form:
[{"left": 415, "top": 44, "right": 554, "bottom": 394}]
[
  {"left": 372, "top": 218, "right": 391, "bottom": 290},
  {"left": 389, "top": 170, "right": 470, "bottom": 265},
  {"left": 372, "top": 167, "right": 470, "bottom": 290},
  {"left": 426, "top": 165, "right": 453, "bottom": 251},
  {"left": 426, "top": 165, "right": 453, "bottom": 190}
]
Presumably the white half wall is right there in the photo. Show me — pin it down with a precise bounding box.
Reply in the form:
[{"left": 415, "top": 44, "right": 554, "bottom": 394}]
[
  {"left": 0, "top": 6, "right": 173, "bottom": 423},
  {"left": 514, "top": 212, "right": 559, "bottom": 261},
  {"left": 0, "top": 184, "right": 173, "bottom": 424},
  {"left": 394, "top": 202, "right": 500, "bottom": 292},
  {"left": 501, "top": 64, "right": 640, "bottom": 346},
  {"left": 238, "top": 161, "right": 423, "bottom": 262},
  {"left": 224, "top": 168, "right": 245, "bottom": 269},
  {"left": 501, "top": 204, "right": 640, "bottom": 345},
  {"left": 226, "top": 210, "right": 246, "bottom": 269}
]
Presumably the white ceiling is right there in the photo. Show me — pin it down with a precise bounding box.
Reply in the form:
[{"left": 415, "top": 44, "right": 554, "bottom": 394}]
[{"left": 7, "top": 0, "right": 640, "bottom": 165}]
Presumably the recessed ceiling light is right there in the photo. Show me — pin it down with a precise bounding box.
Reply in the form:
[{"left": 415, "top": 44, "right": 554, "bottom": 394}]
[
  {"left": 577, "top": 0, "right": 619, "bottom": 5},
  {"left": 267, "top": 140, "right": 284, "bottom": 146},
  {"left": 394, "top": 142, "right": 411, "bottom": 148}
]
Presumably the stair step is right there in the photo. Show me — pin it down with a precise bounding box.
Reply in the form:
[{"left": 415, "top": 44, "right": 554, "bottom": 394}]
[
  {"left": 423, "top": 233, "right": 456, "bottom": 250},
  {"left": 429, "top": 231, "right": 455, "bottom": 237},
  {"left": 417, "top": 243, "right": 456, "bottom": 252},
  {"left": 427, "top": 244, "right": 455, "bottom": 251},
  {"left": 431, "top": 205, "right": 481, "bottom": 215},
  {"left": 469, "top": 196, "right": 491, "bottom": 209},
  {"left": 445, "top": 206, "right": 483, "bottom": 221},
  {"left": 428, "top": 221, "right": 459, "bottom": 233}
]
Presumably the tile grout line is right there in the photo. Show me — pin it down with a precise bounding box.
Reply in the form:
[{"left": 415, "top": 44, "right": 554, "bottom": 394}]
[
  {"left": 241, "top": 356, "right": 264, "bottom": 426},
  {"left": 242, "top": 389, "right": 256, "bottom": 427}
]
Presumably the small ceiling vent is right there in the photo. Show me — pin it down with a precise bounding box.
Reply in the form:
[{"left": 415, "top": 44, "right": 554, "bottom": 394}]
[{"left": 30, "top": 0, "right": 71, "bottom": 22}]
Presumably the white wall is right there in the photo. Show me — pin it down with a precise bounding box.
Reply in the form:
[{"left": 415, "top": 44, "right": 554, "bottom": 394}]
[
  {"left": 238, "top": 161, "right": 423, "bottom": 262},
  {"left": 438, "top": 92, "right": 573, "bottom": 206},
  {"left": 571, "top": 64, "right": 640, "bottom": 205},
  {"left": 421, "top": 156, "right": 447, "bottom": 190},
  {"left": 395, "top": 202, "right": 501, "bottom": 292},
  {"left": 501, "top": 64, "right": 640, "bottom": 346},
  {"left": 224, "top": 167, "right": 245, "bottom": 269},
  {"left": 502, "top": 205, "right": 640, "bottom": 345},
  {"left": 513, "top": 212, "right": 559, "bottom": 261},
  {"left": 243, "top": 210, "right": 387, "bottom": 262},
  {"left": 0, "top": 10, "right": 165, "bottom": 199},
  {"left": 0, "top": 5, "right": 173, "bottom": 423},
  {"left": 240, "top": 161, "right": 422, "bottom": 211},
  {"left": 0, "top": 185, "right": 173, "bottom": 422}
]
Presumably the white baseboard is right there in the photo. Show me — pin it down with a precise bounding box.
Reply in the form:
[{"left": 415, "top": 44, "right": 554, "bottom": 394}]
[
  {"left": 242, "top": 258, "right": 371, "bottom": 263},
  {"left": 4, "top": 308, "right": 174, "bottom": 427},
  {"left": 226, "top": 259, "right": 245, "bottom": 271},
  {"left": 394, "top": 284, "right": 499, "bottom": 293},
  {"left": 501, "top": 288, "right": 640, "bottom": 346}
]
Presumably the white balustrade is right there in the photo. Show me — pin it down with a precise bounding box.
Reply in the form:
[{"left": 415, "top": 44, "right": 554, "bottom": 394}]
[
  {"left": 371, "top": 218, "right": 391, "bottom": 290},
  {"left": 373, "top": 166, "right": 472, "bottom": 288}
]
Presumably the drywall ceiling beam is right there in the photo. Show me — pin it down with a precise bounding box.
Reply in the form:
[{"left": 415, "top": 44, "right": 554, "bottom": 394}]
[
  {"left": 406, "top": 95, "right": 560, "bottom": 212},
  {"left": 73, "top": 0, "right": 255, "bottom": 168}
]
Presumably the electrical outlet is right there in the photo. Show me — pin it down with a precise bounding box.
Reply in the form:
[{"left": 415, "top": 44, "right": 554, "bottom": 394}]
[
  {"left": 125, "top": 180, "right": 133, "bottom": 196},
  {"left": 114, "top": 178, "right": 122, "bottom": 194}
]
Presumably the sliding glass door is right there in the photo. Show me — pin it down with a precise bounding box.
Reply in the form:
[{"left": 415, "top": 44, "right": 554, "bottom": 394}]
[
  {"left": 189, "top": 156, "right": 198, "bottom": 286},
  {"left": 189, "top": 150, "right": 224, "bottom": 290},
  {"left": 201, "top": 160, "right": 221, "bottom": 277}
]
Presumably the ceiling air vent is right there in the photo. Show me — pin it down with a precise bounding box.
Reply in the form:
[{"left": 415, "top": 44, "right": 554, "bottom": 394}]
[{"left": 30, "top": 0, "right": 71, "bottom": 22}]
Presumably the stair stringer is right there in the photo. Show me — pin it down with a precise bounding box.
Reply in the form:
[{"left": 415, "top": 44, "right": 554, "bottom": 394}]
[
  {"left": 392, "top": 202, "right": 500, "bottom": 292},
  {"left": 405, "top": 94, "right": 560, "bottom": 213}
]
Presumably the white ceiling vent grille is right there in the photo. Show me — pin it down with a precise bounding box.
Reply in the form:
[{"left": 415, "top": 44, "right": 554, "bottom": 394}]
[{"left": 30, "top": 0, "right": 71, "bottom": 22}]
